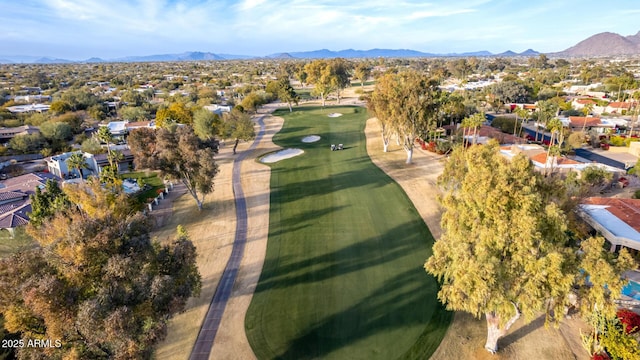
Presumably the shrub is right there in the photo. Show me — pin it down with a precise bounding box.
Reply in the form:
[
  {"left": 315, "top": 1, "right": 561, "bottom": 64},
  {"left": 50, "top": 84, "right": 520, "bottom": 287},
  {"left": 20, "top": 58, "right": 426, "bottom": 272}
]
[
  {"left": 634, "top": 190, "right": 640, "bottom": 200},
  {"left": 617, "top": 309, "right": 640, "bottom": 334},
  {"left": 592, "top": 352, "right": 610, "bottom": 360},
  {"left": 490, "top": 116, "right": 518, "bottom": 134},
  {"left": 625, "top": 137, "right": 640, "bottom": 147},
  {"left": 609, "top": 135, "right": 626, "bottom": 147}
]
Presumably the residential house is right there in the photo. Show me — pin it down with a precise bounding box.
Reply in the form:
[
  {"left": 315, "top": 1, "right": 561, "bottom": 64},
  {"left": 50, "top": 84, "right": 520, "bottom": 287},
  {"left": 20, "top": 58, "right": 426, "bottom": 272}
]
[
  {"left": 500, "top": 144, "right": 624, "bottom": 175},
  {"left": 566, "top": 116, "right": 617, "bottom": 133},
  {"left": 6, "top": 104, "right": 50, "bottom": 114},
  {"left": 203, "top": 104, "right": 231, "bottom": 116},
  {"left": 579, "top": 197, "right": 640, "bottom": 252},
  {"left": 47, "top": 147, "right": 134, "bottom": 179},
  {"left": 0, "top": 172, "right": 59, "bottom": 236},
  {"left": 604, "top": 101, "right": 635, "bottom": 115},
  {"left": 0, "top": 125, "right": 40, "bottom": 143},
  {"left": 125, "top": 121, "right": 155, "bottom": 131}
]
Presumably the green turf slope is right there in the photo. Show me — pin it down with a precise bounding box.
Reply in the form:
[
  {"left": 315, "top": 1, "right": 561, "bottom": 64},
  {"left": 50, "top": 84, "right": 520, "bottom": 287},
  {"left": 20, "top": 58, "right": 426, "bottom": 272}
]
[{"left": 245, "top": 106, "right": 451, "bottom": 360}]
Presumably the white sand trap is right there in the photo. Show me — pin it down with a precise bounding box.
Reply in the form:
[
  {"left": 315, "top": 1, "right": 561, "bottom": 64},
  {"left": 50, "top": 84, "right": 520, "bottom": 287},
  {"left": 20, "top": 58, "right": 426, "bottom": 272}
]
[
  {"left": 260, "top": 148, "right": 304, "bottom": 163},
  {"left": 302, "top": 135, "right": 321, "bottom": 143},
  {"left": 327, "top": 113, "right": 343, "bottom": 118}
]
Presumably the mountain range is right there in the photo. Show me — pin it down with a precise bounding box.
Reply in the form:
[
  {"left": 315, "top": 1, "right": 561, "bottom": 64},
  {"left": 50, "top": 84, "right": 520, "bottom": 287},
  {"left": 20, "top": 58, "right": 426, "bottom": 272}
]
[
  {"left": 0, "top": 48, "right": 539, "bottom": 64},
  {"left": 1, "top": 29, "right": 639, "bottom": 63}
]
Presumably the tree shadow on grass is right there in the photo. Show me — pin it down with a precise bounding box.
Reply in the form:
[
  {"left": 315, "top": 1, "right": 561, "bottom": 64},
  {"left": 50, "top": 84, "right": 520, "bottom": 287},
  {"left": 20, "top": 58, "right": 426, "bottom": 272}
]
[{"left": 249, "top": 267, "right": 450, "bottom": 360}]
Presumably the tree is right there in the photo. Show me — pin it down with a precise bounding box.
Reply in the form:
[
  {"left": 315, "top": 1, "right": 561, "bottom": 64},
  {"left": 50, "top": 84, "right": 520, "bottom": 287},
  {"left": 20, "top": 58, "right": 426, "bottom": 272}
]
[
  {"left": 486, "top": 81, "right": 528, "bottom": 107},
  {"left": 81, "top": 138, "right": 104, "bottom": 154},
  {"left": 270, "top": 77, "right": 299, "bottom": 112},
  {"left": 155, "top": 102, "right": 193, "bottom": 127},
  {"left": 27, "top": 179, "right": 69, "bottom": 228},
  {"left": 581, "top": 103, "right": 595, "bottom": 133},
  {"left": 96, "top": 126, "right": 121, "bottom": 185},
  {"left": 240, "top": 92, "right": 266, "bottom": 113},
  {"left": 514, "top": 107, "right": 529, "bottom": 137},
  {"left": 221, "top": 108, "right": 256, "bottom": 154},
  {"left": 128, "top": 127, "right": 219, "bottom": 210},
  {"left": 49, "top": 100, "right": 71, "bottom": 114},
  {"left": 367, "top": 73, "right": 398, "bottom": 152},
  {"left": 544, "top": 117, "right": 565, "bottom": 175},
  {"left": 354, "top": 63, "right": 372, "bottom": 88},
  {"left": 9, "top": 133, "right": 45, "bottom": 154},
  {"left": 425, "top": 142, "right": 576, "bottom": 354},
  {"left": 368, "top": 70, "right": 441, "bottom": 162},
  {"left": 0, "top": 179, "right": 201, "bottom": 359},
  {"left": 192, "top": 108, "right": 221, "bottom": 141},
  {"left": 579, "top": 236, "right": 635, "bottom": 358},
  {"left": 67, "top": 152, "right": 87, "bottom": 179},
  {"left": 304, "top": 59, "right": 350, "bottom": 107},
  {"left": 119, "top": 106, "right": 149, "bottom": 122},
  {"left": 40, "top": 121, "right": 72, "bottom": 142},
  {"left": 328, "top": 58, "right": 351, "bottom": 104},
  {"left": 535, "top": 100, "right": 558, "bottom": 142},
  {"left": 461, "top": 112, "right": 485, "bottom": 146}
]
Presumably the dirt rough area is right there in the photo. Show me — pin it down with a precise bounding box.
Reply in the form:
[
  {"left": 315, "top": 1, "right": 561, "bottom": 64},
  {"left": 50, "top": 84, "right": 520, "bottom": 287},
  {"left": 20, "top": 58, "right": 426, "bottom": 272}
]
[{"left": 365, "top": 117, "right": 590, "bottom": 360}]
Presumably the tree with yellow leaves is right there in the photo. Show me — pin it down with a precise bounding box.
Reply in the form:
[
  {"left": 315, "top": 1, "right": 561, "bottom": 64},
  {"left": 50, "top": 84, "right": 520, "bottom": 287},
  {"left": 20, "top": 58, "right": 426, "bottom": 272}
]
[{"left": 0, "top": 179, "right": 201, "bottom": 359}]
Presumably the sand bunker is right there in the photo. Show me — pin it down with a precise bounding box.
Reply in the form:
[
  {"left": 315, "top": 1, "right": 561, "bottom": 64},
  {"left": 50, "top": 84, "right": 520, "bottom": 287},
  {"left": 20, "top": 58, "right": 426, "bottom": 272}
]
[
  {"left": 260, "top": 148, "right": 304, "bottom": 163},
  {"left": 327, "top": 113, "right": 343, "bottom": 118},
  {"left": 302, "top": 135, "right": 321, "bottom": 143}
]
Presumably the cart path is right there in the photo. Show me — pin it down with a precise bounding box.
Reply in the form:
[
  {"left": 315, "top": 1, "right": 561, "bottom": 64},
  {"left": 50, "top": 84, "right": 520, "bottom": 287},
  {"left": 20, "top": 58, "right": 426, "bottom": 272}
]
[{"left": 189, "top": 114, "right": 267, "bottom": 360}]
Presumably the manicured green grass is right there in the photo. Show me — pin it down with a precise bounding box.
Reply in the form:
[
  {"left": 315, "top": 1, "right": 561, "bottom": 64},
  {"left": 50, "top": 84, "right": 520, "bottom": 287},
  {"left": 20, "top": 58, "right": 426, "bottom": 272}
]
[
  {"left": 246, "top": 106, "right": 451, "bottom": 360},
  {"left": 121, "top": 171, "right": 164, "bottom": 204}
]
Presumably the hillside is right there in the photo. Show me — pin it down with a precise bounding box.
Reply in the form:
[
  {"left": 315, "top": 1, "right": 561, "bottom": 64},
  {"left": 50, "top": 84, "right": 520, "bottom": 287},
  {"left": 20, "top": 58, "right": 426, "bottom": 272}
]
[{"left": 557, "top": 31, "right": 640, "bottom": 56}]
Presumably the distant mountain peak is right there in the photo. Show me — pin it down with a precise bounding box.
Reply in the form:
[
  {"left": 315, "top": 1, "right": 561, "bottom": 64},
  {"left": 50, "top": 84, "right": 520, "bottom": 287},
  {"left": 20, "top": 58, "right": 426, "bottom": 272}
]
[{"left": 556, "top": 31, "right": 640, "bottom": 56}]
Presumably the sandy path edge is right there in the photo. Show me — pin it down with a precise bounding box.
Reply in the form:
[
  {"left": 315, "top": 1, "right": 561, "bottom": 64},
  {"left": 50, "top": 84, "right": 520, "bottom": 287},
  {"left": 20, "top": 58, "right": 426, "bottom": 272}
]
[{"left": 208, "top": 106, "right": 284, "bottom": 360}]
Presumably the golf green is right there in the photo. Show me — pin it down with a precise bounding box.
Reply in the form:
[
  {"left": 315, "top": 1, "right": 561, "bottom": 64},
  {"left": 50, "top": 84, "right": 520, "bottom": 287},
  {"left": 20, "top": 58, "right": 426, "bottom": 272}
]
[{"left": 245, "top": 106, "right": 450, "bottom": 360}]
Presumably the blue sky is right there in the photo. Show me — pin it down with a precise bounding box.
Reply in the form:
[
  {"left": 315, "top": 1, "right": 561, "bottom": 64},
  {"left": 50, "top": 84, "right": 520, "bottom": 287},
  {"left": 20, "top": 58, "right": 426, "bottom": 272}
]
[{"left": 1, "top": 0, "right": 640, "bottom": 60}]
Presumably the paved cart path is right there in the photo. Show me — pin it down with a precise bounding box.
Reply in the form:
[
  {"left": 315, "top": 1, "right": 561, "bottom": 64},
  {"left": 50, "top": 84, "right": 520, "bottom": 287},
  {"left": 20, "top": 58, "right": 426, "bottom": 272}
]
[{"left": 189, "top": 114, "right": 267, "bottom": 360}]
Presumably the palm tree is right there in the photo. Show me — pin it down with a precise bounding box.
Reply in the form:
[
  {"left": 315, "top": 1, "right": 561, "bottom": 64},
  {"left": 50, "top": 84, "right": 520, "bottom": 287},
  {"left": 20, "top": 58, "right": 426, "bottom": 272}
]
[
  {"left": 544, "top": 117, "right": 564, "bottom": 176},
  {"left": 514, "top": 107, "right": 529, "bottom": 137},
  {"left": 67, "top": 152, "right": 87, "bottom": 179},
  {"left": 462, "top": 112, "right": 485, "bottom": 146},
  {"left": 581, "top": 103, "right": 595, "bottom": 133}
]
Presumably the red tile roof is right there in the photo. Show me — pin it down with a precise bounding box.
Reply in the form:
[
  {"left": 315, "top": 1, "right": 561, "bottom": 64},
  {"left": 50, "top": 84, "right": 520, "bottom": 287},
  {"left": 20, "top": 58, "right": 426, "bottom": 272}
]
[
  {"left": 608, "top": 102, "right": 632, "bottom": 109},
  {"left": 530, "top": 153, "right": 581, "bottom": 165},
  {"left": 569, "top": 116, "right": 601, "bottom": 127},
  {"left": 576, "top": 99, "right": 597, "bottom": 105},
  {"left": 582, "top": 197, "right": 640, "bottom": 233}
]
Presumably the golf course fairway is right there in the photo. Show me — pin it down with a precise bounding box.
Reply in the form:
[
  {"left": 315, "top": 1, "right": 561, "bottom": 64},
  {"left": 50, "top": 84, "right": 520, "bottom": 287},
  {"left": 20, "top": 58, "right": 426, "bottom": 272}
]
[{"left": 245, "top": 106, "right": 451, "bottom": 360}]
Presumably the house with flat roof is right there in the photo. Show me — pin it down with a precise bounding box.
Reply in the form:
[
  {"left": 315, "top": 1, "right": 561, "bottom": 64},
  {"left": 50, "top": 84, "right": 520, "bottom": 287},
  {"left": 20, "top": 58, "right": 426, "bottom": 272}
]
[
  {"left": 47, "top": 148, "right": 134, "bottom": 179},
  {"left": 579, "top": 197, "right": 640, "bottom": 252},
  {"left": 0, "top": 125, "right": 40, "bottom": 143},
  {"left": 6, "top": 104, "right": 50, "bottom": 114}
]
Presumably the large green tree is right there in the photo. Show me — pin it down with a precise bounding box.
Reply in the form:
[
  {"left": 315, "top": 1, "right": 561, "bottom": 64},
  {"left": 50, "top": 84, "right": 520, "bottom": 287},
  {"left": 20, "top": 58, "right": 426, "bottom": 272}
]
[
  {"left": 128, "top": 127, "right": 219, "bottom": 210},
  {"left": 368, "top": 70, "right": 441, "bottom": 163},
  {"left": 192, "top": 108, "right": 221, "bottom": 141},
  {"left": 0, "top": 180, "right": 201, "bottom": 359},
  {"left": 427, "top": 142, "right": 568, "bottom": 353},
  {"left": 304, "top": 59, "right": 350, "bottom": 106},
  {"left": 367, "top": 72, "right": 398, "bottom": 152},
  {"left": 353, "top": 62, "right": 372, "bottom": 88},
  {"left": 221, "top": 108, "right": 256, "bottom": 154}
]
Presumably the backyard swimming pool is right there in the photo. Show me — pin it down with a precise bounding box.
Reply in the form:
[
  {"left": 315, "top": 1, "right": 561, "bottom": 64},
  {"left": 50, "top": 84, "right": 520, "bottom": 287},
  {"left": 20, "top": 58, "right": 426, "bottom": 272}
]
[{"left": 622, "top": 280, "right": 640, "bottom": 301}]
